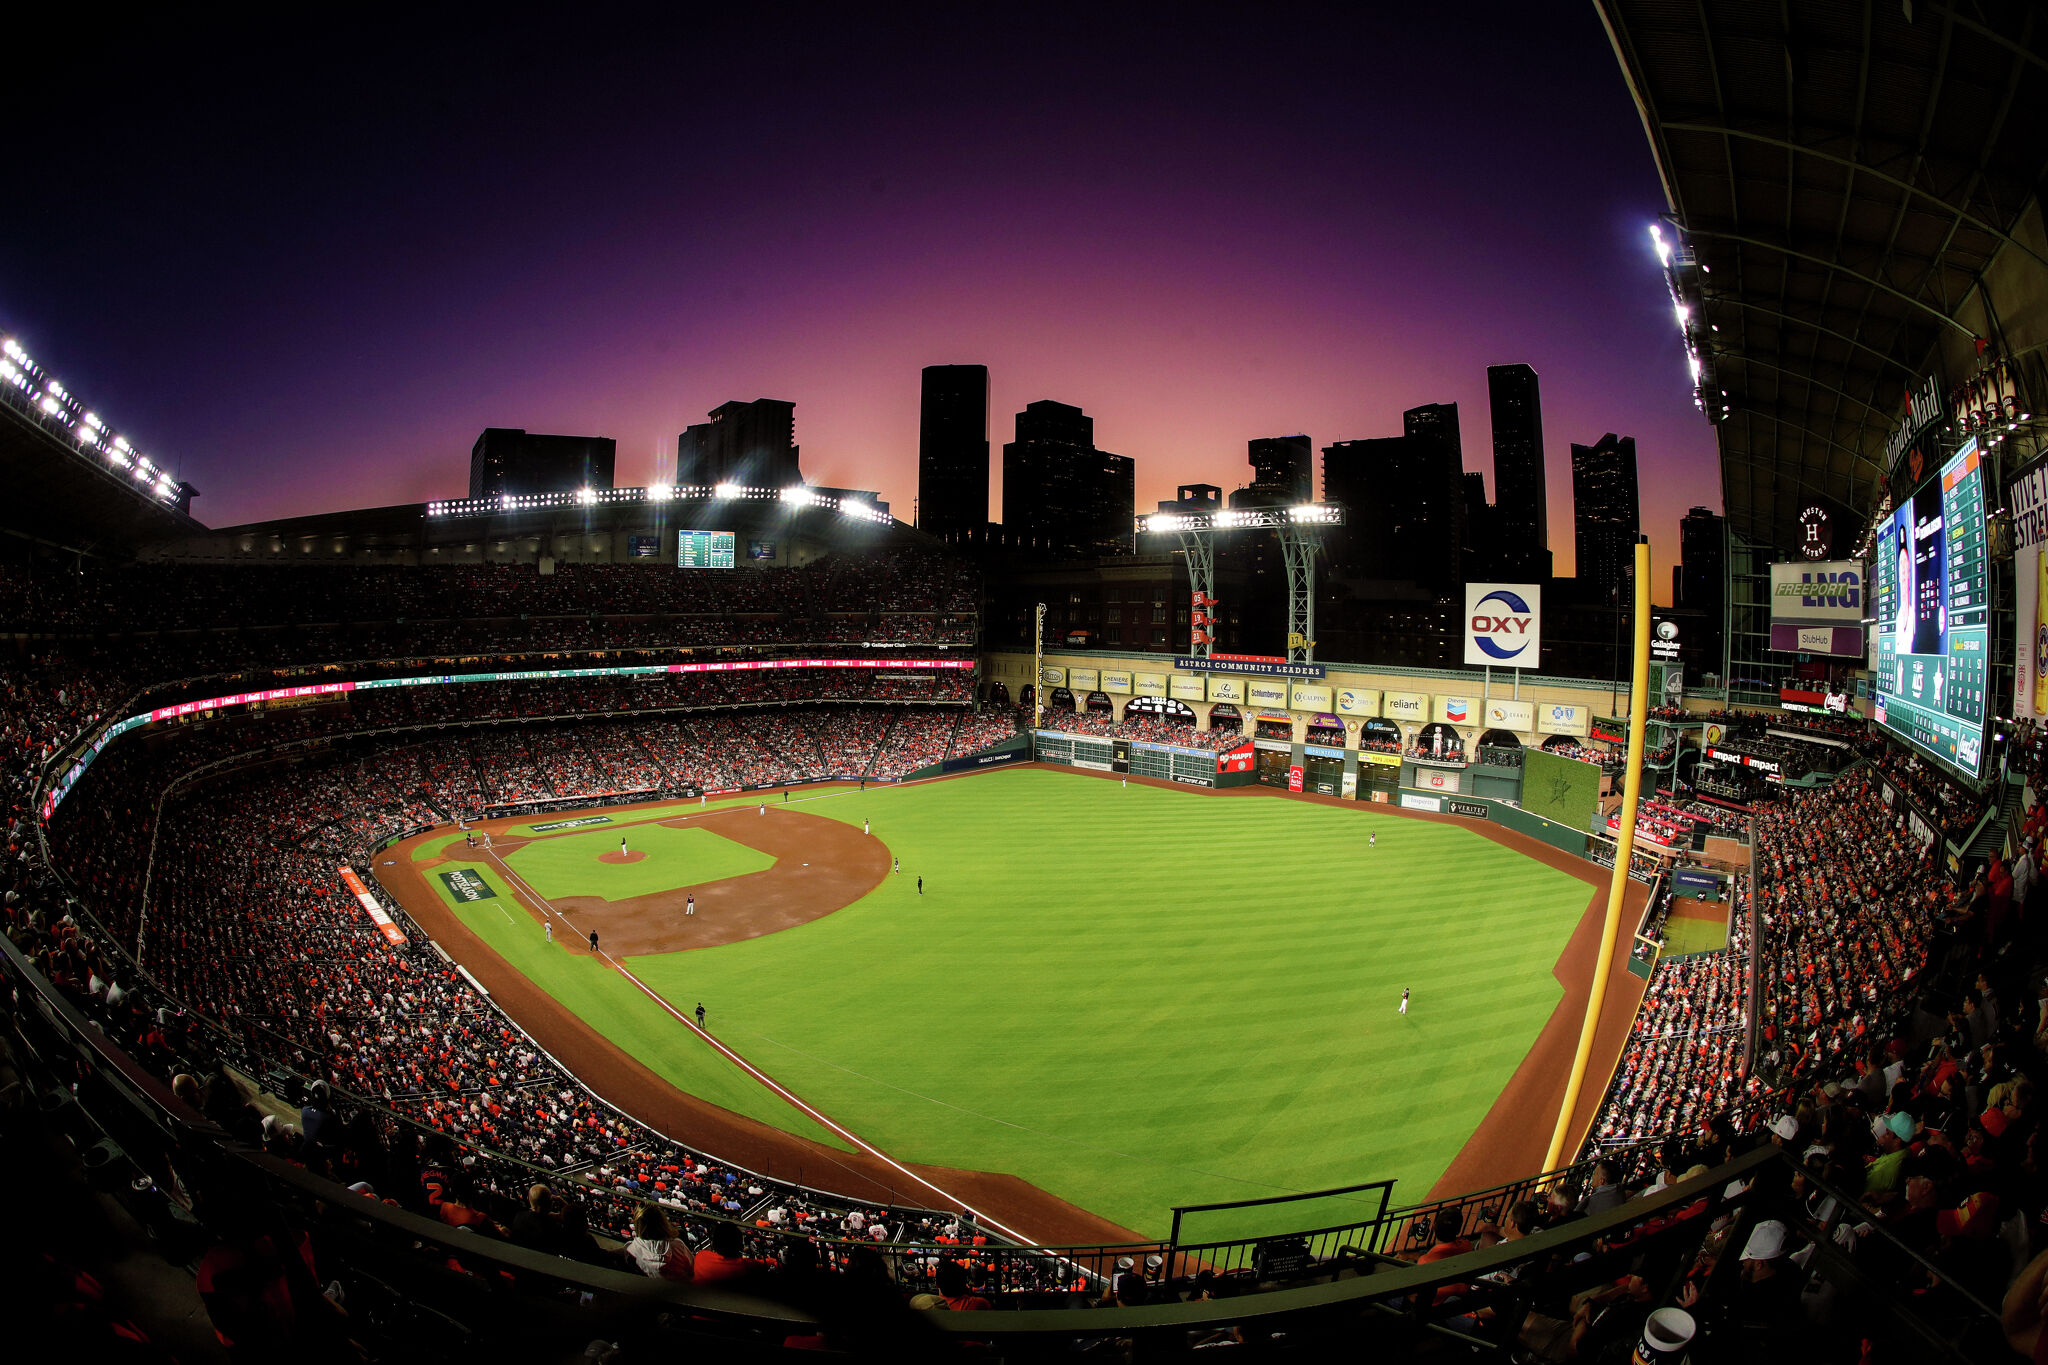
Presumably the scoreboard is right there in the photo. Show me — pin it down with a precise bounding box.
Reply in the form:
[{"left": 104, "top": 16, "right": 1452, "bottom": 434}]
[
  {"left": 1873, "top": 439, "right": 1989, "bottom": 781},
  {"left": 677, "top": 529, "right": 735, "bottom": 569}
]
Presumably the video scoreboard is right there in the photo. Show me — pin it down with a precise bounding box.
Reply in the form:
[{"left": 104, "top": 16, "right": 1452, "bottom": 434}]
[
  {"left": 677, "top": 529, "right": 735, "bottom": 569},
  {"left": 1873, "top": 439, "right": 1989, "bottom": 781}
]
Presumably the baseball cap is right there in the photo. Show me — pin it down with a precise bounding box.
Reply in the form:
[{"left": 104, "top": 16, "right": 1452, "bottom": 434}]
[
  {"left": 1936, "top": 1191, "right": 2001, "bottom": 1239},
  {"left": 1770, "top": 1115, "right": 1799, "bottom": 1141},
  {"left": 1739, "top": 1220, "right": 1789, "bottom": 1261},
  {"left": 1886, "top": 1112, "right": 1917, "bottom": 1142}
]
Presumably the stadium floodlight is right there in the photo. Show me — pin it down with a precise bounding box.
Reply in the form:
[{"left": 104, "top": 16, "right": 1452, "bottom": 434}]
[
  {"left": 781, "top": 485, "right": 815, "bottom": 506},
  {"left": 578, "top": 486, "right": 597, "bottom": 505},
  {"left": 714, "top": 482, "right": 739, "bottom": 498},
  {"left": 39, "top": 394, "right": 62, "bottom": 416},
  {"left": 648, "top": 483, "right": 674, "bottom": 501},
  {"left": 1649, "top": 224, "right": 1671, "bottom": 265}
]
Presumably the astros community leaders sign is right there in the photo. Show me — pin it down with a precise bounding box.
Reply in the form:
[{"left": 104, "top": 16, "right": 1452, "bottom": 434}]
[{"left": 1463, "top": 583, "right": 1543, "bottom": 668}]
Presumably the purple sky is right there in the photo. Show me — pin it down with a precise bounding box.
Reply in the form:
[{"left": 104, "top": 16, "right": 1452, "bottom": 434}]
[{"left": 3, "top": 6, "right": 1718, "bottom": 602}]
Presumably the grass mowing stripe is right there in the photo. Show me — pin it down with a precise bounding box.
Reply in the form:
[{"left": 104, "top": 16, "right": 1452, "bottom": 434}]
[
  {"left": 415, "top": 862, "right": 854, "bottom": 1154},
  {"left": 618, "top": 768, "right": 1590, "bottom": 1239}
]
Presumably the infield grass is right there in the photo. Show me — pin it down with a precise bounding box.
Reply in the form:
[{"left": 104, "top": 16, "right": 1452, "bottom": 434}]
[
  {"left": 507, "top": 824, "right": 774, "bottom": 901},
  {"left": 1659, "top": 908, "right": 1730, "bottom": 957}
]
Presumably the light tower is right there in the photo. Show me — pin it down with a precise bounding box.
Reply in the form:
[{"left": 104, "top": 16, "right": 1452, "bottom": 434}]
[{"left": 1140, "top": 493, "right": 1345, "bottom": 663}]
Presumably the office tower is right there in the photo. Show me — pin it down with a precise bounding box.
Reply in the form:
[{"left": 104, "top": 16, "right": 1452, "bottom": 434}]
[
  {"left": 674, "top": 399, "right": 802, "bottom": 488},
  {"left": 1001, "top": 400, "right": 1134, "bottom": 557},
  {"left": 1487, "top": 364, "right": 1547, "bottom": 563},
  {"left": 1248, "top": 435, "right": 1314, "bottom": 501},
  {"left": 1680, "top": 504, "right": 1726, "bottom": 663},
  {"left": 468, "top": 429, "right": 617, "bottom": 499},
  {"left": 917, "top": 365, "right": 989, "bottom": 538},
  {"left": 1570, "top": 433, "right": 1641, "bottom": 603},
  {"left": 1463, "top": 471, "right": 1499, "bottom": 580},
  {"left": 1320, "top": 430, "right": 1460, "bottom": 585},
  {"left": 1402, "top": 402, "right": 1467, "bottom": 583}
]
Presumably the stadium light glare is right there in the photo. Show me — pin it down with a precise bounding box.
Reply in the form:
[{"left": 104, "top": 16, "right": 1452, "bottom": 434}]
[
  {"left": 578, "top": 486, "right": 596, "bottom": 505},
  {"left": 781, "top": 485, "right": 815, "bottom": 506},
  {"left": 1649, "top": 224, "right": 1671, "bottom": 265},
  {"left": 648, "top": 484, "right": 674, "bottom": 501},
  {"left": 714, "top": 482, "right": 740, "bottom": 498},
  {"left": 38, "top": 395, "right": 61, "bottom": 416}
]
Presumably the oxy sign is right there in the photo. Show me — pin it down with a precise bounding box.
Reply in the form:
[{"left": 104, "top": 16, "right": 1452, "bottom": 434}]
[{"left": 1464, "top": 583, "right": 1543, "bottom": 667}]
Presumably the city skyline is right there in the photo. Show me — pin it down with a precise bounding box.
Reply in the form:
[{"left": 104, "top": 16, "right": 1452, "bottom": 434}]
[{"left": 0, "top": 6, "right": 1720, "bottom": 601}]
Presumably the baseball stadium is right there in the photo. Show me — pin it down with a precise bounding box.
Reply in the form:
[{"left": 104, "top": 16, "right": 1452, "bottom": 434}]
[{"left": 7, "top": 6, "right": 2048, "bottom": 1363}]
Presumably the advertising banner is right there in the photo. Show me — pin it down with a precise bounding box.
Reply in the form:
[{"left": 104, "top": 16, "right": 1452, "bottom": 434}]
[
  {"left": 1482, "top": 698, "right": 1534, "bottom": 731},
  {"left": 1335, "top": 687, "right": 1380, "bottom": 717},
  {"left": 1768, "top": 561, "right": 1866, "bottom": 656},
  {"left": 1536, "top": 702, "right": 1590, "bottom": 737},
  {"left": 1039, "top": 666, "right": 1065, "bottom": 686},
  {"left": 1287, "top": 764, "right": 1305, "bottom": 792},
  {"left": 1361, "top": 750, "right": 1402, "bottom": 767},
  {"left": 1217, "top": 744, "right": 1255, "bottom": 775},
  {"left": 748, "top": 539, "right": 777, "bottom": 560},
  {"left": 1247, "top": 680, "right": 1290, "bottom": 708},
  {"left": 1289, "top": 683, "right": 1334, "bottom": 713},
  {"left": 529, "top": 815, "right": 615, "bottom": 832},
  {"left": 1341, "top": 771, "right": 1358, "bottom": 799},
  {"left": 1101, "top": 669, "right": 1133, "bottom": 693},
  {"left": 1433, "top": 695, "right": 1475, "bottom": 726},
  {"left": 1447, "top": 798, "right": 1488, "bottom": 818},
  {"left": 2012, "top": 455, "right": 2048, "bottom": 720},
  {"left": 1463, "top": 582, "right": 1543, "bottom": 667},
  {"left": 1170, "top": 674, "right": 1206, "bottom": 701},
  {"left": 439, "top": 868, "right": 496, "bottom": 903},
  {"left": 1133, "top": 671, "right": 1167, "bottom": 696},
  {"left": 340, "top": 867, "right": 407, "bottom": 946},
  {"left": 1383, "top": 691, "right": 1428, "bottom": 723},
  {"left": 1401, "top": 792, "right": 1444, "bottom": 812},
  {"left": 1415, "top": 768, "right": 1462, "bottom": 793},
  {"left": 1068, "top": 668, "right": 1100, "bottom": 692},
  {"left": 1173, "top": 657, "right": 1326, "bottom": 679},
  {"left": 1207, "top": 676, "right": 1246, "bottom": 703},
  {"left": 627, "top": 535, "right": 662, "bottom": 559}
]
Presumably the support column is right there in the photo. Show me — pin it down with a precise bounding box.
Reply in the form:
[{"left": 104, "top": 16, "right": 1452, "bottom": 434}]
[{"left": 1278, "top": 527, "right": 1322, "bottom": 662}]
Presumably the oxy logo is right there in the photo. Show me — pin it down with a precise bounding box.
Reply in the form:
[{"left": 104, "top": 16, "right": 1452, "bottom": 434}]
[{"left": 1470, "top": 589, "right": 1537, "bottom": 660}]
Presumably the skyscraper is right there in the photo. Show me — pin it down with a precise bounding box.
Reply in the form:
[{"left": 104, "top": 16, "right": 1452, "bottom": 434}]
[
  {"left": 1487, "top": 364, "right": 1550, "bottom": 578},
  {"left": 468, "top": 429, "right": 616, "bottom": 499},
  {"left": 1570, "top": 433, "right": 1641, "bottom": 603},
  {"left": 1679, "top": 505, "right": 1726, "bottom": 664},
  {"left": 1001, "top": 400, "right": 1134, "bottom": 557},
  {"left": 1248, "top": 435, "right": 1314, "bottom": 501},
  {"left": 917, "top": 365, "right": 989, "bottom": 538},
  {"left": 1402, "top": 403, "right": 1467, "bottom": 583},
  {"left": 675, "top": 399, "right": 801, "bottom": 488}
]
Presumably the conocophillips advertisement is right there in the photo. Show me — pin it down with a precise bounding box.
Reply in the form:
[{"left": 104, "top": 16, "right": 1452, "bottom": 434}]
[
  {"left": 1246, "top": 680, "right": 1290, "bottom": 708},
  {"left": 1483, "top": 698, "right": 1534, "bottom": 731},
  {"left": 1537, "top": 702, "right": 1590, "bottom": 737},
  {"left": 1133, "top": 672, "right": 1168, "bottom": 696},
  {"left": 1289, "top": 683, "right": 1333, "bottom": 713},
  {"left": 1169, "top": 674, "right": 1206, "bottom": 701},
  {"left": 1207, "top": 676, "right": 1246, "bottom": 703},
  {"left": 1335, "top": 687, "right": 1381, "bottom": 717},
  {"left": 2013, "top": 455, "right": 2048, "bottom": 720},
  {"left": 1383, "top": 691, "right": 1428, "bottom": 722}
]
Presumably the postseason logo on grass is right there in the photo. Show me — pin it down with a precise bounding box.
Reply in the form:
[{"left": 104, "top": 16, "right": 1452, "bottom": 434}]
[
  {"left": 439, "top": 869, "right": 497, "bottom": 902},
  {"left": 528, "top": 815, "right": 615, "bottom": 832}
]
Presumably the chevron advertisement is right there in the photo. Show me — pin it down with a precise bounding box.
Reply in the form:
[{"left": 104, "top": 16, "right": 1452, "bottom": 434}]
[
  {"left": 1434, "top": 695, "right": 1474, "bottom": 725},
  {"left": 1463, "top": 582, "right": 1543, "bottom": 668}
]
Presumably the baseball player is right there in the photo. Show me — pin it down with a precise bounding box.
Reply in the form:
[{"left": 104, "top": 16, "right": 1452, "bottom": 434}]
[
  {"left": 686, "top": 894, "right": 695, "bottom": 916},
  {"left": 1399, "top": 987, "right": 1409, "bottom": 1015}
]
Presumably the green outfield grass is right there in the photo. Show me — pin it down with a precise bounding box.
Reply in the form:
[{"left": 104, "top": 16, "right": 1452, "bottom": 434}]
[
  {"left": 507, "top": 824, "right": 774, "bottom": 901},
  {"left": 414, "top": 768, "right": 1593, "bottom": 1240}
]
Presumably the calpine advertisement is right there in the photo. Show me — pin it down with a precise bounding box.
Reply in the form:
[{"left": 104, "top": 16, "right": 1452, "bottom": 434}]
[{"left": 1463, "top": 583, "right": 1542, "bottom": 668}]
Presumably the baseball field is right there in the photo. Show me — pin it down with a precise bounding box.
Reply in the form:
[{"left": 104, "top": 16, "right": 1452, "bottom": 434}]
[{"left": 388, "top": 767, "right": 1620, "bottom": 1243}]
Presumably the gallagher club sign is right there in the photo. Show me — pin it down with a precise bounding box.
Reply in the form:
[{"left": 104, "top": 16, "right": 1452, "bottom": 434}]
[{"left": 1463, "top": 583, "right": 1543, "bottom": 668}]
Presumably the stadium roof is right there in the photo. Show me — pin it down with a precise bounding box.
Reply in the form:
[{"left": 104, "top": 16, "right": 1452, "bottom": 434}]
[
  {"left": 1596, "top": 0, "right": 2048, "bottom": 554},
  {"left": 0, "top": 399, "right": 202, "bottom": 556}
]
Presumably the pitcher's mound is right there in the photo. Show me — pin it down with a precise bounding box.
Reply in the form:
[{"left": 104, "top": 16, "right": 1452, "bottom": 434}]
[{"left": 598, "top": 850, "right": 649, "bottom": 864}]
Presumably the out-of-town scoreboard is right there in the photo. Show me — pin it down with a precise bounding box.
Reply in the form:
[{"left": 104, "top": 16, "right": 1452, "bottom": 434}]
[{"left": 677, "top": 529, "right": 735, "bottom": 569}]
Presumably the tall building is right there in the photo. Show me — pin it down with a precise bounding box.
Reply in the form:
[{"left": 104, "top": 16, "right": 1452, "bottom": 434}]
[
  {"left": 675, "top": 399, "right": 801, "bottom": 488},
  {"left": 1679, "top": 504, "right": 1726, "bottom": 666},
  {"left": 1247, "top": 435, "right": 1314, "bottom": 501},
  {"left": 1001, "top": 400, "right": 1134, "bottom": 557},
  {"left": 1570, "top": 433, "right": 1641, "bottom": 603},
  {"left": 1463, "top": 471, "right": 1499, "bottom": 580},
  {"left": 917, "top": 365, "right": 989, "bottom": 538},
  {"left": 1402, "top": 403, "right": 1467, "bottom": 584},
  {"left": 1487, "top": 364, "right": 1551, "bottom": 579},
  {"left": 468, "top": 428, "right": 616, "bottom": 499}
]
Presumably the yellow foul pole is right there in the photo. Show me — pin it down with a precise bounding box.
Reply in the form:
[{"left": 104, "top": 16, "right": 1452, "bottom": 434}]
[{"left": 1543, "top": 538, "right": 1652, "bottom": 1173}]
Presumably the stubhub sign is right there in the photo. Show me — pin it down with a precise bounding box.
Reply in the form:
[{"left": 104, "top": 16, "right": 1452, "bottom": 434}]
[{"left": 1463, "top": 582, "right": 1543, "bottom": 667}]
